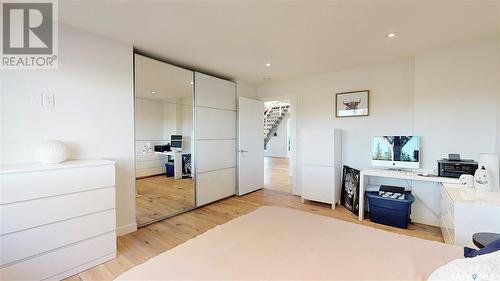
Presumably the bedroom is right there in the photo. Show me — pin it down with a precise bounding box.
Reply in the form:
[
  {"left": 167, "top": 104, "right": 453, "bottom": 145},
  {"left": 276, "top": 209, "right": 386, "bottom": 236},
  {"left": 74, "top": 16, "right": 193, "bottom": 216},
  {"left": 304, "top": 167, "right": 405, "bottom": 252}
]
[{"left": 1, "top": 1, "right": 500, "bottom": 280}]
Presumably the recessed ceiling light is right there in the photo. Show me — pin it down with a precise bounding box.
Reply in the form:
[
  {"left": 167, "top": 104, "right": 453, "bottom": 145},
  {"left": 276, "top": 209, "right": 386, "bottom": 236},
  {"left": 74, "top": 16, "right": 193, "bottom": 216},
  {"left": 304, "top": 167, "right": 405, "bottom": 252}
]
[
  {"left": 265, "top": 63, "right": 272, "bottom": 67},
  {"left": 151, "top": 90, "right": 157, "bottom": 94},
  {"left": 190, "top": 81, "right": 194, "bottom": 85},
  {"left": 386, "top": 33, "right": 397, "bottom": 38}
]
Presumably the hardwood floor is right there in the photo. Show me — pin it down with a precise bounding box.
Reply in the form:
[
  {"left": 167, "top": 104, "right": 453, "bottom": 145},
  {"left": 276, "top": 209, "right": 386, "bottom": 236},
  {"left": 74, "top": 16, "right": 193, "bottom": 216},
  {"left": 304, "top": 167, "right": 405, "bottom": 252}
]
[
  {"left": 135, "top": 175, "right": 195, "bottom": 226},
  {"left": 264, "top": 156, "right": 293, "bottom": 193},
  {"left": 67, "top": 193, "right": 443, "bottom": 281},
  {"left": 67, "top": 158, "right": 444, "bottom": 281}
]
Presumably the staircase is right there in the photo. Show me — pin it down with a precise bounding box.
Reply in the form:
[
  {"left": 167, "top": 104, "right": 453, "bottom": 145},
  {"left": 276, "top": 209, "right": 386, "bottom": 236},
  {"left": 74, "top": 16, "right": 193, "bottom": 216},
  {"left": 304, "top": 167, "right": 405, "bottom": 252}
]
[{"left": 264, "top": 103, "right": 290, "bottom": 149}]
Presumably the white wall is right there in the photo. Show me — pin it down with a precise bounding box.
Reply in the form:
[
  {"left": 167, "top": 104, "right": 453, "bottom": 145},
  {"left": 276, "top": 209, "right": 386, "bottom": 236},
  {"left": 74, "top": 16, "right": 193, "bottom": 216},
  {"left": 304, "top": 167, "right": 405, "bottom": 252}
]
[
  {"left": 414, "top": 40, "right": 499, "bottom": 170},
  {"left": 265, "top": 116, "right": 289, "bottom": 157},
  {"left": 163, "top": 102, "right": 178, "bottom": 140},
  {"left": 498, "top": 40, "right": 500, "bottom": 158},
  {"left": 135, "top": 98, "right": 164, "bottom": 141},
  {"left": 181, "top": 96, "right": 193, "bottom": 152},
  {"left": 236, "top": 80, "right": 258, "bottom": 99},
  {"left": 258, "top": 38, "right": 500, "bottom": 226},
  {"left": 135, "top": 98, "right": 194, "bottom": 154},
  {"left": 0, "top": 24, "right": 136, "bottom": 235},
  {"left": 259, "top": 58, "right": 414, "bottom": 169}
]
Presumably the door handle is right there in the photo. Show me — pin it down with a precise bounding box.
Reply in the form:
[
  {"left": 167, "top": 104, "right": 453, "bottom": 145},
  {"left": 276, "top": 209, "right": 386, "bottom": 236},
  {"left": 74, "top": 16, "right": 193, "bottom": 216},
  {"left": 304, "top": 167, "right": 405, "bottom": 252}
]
[{"left": 239, "top": 149, "right": 249, "bottom": 153}]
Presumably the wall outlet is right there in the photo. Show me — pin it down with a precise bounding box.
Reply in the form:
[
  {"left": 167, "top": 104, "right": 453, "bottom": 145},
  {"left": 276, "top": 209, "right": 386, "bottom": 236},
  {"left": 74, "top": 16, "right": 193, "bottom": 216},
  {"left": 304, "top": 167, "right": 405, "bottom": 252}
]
[{"left": 42, "top": 93, "right": 55, "bottom": 107}]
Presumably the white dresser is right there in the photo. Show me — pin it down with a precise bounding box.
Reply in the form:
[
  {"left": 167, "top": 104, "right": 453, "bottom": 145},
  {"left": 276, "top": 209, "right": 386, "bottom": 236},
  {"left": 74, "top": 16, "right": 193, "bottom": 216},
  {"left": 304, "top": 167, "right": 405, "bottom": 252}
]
[
  {"left": 0, "top": 159, "right": 116, "bottom": 281},
  {"left": 440, "top": 183, "right": 500, "bottom": 247}
]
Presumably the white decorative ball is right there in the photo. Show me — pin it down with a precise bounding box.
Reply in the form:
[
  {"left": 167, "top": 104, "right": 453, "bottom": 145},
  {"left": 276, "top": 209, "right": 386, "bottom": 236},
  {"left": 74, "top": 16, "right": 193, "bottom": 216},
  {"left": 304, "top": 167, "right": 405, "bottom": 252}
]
[{"left": 37, "top": 140, "right": 69, "bottom": 164}]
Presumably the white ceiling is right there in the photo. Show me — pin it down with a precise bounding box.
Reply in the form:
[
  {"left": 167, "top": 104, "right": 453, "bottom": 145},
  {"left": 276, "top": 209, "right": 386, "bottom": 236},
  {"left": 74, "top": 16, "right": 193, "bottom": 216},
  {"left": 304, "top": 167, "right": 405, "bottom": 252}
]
[{"left": 59, "top": 1, "right": 500, "bottom": 84}]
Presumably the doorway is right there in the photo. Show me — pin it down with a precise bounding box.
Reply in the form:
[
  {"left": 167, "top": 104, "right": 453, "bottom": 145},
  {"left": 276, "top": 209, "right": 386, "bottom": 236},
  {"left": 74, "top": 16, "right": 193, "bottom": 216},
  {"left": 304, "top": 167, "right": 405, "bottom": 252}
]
[{"left": 262, "top": 99, "right": 295, "bottom": 193}]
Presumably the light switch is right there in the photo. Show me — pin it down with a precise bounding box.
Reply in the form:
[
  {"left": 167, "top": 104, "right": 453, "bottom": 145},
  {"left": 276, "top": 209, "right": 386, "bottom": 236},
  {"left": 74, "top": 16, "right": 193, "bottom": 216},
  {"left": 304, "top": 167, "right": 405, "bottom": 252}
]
[{"left": 42, "top": 93, "right": 55, "bottom": 107}]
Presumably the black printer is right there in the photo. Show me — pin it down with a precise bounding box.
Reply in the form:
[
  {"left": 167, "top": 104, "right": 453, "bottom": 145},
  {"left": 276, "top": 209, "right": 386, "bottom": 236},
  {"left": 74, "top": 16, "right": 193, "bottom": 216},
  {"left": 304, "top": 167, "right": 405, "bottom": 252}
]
[{"left": 438, "top": 158, "right": 478, "bottom": 178}]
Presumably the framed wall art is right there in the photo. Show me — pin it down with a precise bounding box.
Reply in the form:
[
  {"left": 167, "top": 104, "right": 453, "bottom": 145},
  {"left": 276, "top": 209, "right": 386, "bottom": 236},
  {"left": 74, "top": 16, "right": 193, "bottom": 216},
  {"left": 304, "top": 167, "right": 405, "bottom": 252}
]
[{"left": 335, "top": 90, "right": 369, "bottom": 117}]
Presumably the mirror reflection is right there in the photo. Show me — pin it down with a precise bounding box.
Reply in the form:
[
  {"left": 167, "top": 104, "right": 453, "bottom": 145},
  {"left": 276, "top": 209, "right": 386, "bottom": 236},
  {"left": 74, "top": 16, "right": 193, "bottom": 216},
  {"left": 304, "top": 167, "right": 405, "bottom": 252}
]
[{"left": 134, "top": 54, "right": 195, "bottom": 226}]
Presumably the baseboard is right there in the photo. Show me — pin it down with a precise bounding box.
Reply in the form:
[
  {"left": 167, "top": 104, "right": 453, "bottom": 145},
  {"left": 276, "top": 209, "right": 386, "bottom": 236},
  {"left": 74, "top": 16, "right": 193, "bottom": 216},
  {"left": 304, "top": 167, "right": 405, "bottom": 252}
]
[
  {"left": 116, "top": 222, "right": 137, "bottom": 236},
  {"left": 136, "top": 173, "right": 165, "bottom": 179}
]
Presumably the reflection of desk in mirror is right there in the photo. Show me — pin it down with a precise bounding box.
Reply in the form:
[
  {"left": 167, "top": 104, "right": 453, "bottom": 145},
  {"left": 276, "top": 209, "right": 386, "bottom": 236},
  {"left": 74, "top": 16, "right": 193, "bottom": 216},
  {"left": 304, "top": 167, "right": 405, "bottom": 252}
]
[{"left": 155, "top": 151, "right": 191, "bottom": 179}]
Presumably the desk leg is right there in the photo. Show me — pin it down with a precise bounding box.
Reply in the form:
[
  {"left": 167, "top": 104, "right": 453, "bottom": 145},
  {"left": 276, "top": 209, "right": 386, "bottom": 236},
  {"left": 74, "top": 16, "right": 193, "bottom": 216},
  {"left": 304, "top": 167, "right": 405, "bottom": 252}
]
[
  {"left": 174, "top": 153, "right": 182, "bottom": 179},
  {"left": 358, "top": 174, "right": 366, "bottom": 221}
]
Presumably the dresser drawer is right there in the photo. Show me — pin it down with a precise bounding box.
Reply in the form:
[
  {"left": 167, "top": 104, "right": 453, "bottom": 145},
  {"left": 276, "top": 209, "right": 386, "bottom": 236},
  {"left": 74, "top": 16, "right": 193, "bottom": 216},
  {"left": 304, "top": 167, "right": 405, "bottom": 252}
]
[
  {"left": 136, "top": 159, "right": 167, "bottom": 170},
  {"left": 136, "top": 167, "right": 165, "bottom": 178},
  {"left": 0, "top": 164, "right": 115, "bottom": 204},
  {"left": 0, "top": 209, "right": 116, "bottom": 266},
  {"left": 136, "top": 154, "right": 168, "bottom": 162},
  {"left": 0, "top": 231, "right": 116, "bottom": 281},
  {"left": 441, "top": 213, "right": 455, "bottom": 245},
  {"left": 0, "top": 187, "right": 115, "bottom": 235},
  {"left": 440, "top": 185, "right": 454, "bottom": 220}
]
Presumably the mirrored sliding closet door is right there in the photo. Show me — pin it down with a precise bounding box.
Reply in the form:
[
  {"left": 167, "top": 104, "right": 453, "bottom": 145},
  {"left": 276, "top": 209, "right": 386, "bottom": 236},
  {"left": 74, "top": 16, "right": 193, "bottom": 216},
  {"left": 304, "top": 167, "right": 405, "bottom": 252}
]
[{"left": 134, "top": 54, "right": 195, "bottom": 226}]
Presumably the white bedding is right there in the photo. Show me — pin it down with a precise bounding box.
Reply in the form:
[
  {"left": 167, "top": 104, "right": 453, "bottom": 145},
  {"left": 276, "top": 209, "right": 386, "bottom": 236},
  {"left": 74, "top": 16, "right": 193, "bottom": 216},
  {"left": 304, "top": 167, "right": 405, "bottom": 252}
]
[
  {"left": 116, "top": 206, "right": 462, "bottom": 280},
  {"left": 428, "top": 251, "right": 500, "bottom": 281}
]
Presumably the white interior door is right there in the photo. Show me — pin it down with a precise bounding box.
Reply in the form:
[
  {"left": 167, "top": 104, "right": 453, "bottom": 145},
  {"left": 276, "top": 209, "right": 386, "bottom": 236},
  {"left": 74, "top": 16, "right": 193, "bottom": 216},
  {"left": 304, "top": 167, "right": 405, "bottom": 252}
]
[{"left": 238, "top": 97, "right": 264, "bottom": 195}]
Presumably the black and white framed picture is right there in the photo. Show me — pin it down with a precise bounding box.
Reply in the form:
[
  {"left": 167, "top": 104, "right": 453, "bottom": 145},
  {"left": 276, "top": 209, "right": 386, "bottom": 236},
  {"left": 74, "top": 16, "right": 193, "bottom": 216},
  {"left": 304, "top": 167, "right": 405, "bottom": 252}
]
[
  {"left": 335, "top": 90, "right": 369, "bottom": 117},
  {"left": 341, "top": 165, "right": 360, "bottom": 215}
]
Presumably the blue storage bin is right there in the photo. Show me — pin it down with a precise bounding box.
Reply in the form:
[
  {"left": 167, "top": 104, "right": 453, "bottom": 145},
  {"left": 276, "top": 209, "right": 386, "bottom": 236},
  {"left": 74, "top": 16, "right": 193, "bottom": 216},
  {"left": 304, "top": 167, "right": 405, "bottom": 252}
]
[
  {"left": 165, "top": 161, "right": 174, "bottom": 177},
  {"left": 366, "top": 191, "right": 415, "bottom": 229}
]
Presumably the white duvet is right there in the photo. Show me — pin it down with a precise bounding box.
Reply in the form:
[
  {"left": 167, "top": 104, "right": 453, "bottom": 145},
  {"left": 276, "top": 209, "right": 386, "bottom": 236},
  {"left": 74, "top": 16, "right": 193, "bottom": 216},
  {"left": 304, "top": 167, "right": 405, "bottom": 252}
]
[{"left": 428, "top": 251, "right": 500, "bottom": 281}]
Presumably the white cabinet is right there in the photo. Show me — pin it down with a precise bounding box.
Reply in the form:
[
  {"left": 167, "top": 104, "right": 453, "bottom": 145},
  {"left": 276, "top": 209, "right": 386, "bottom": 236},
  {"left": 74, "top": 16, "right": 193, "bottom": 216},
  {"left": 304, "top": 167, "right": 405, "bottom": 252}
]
[
  {"left": 194, "top": 72, "right": 236, "bottom": 206},
  {"left": 440, "top": 183, "right": 500, "bottom": 247},
  {"left": 0, "top": 159, "right": 116, "bottom": 281},
  {"left": 300, "top": 129, "right": 342, "bottom": 207}
]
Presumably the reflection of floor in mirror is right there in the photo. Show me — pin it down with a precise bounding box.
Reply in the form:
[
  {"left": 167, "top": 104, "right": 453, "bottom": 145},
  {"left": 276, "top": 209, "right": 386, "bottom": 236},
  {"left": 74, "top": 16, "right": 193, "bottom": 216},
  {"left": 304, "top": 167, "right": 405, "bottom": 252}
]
[{"left": 135, "top": 175, "right": 195, "bottom": 226}]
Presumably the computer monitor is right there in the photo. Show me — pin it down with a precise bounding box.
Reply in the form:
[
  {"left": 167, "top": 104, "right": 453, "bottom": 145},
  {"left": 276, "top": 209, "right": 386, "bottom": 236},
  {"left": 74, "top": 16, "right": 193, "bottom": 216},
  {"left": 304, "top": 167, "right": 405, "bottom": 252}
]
[
  {"left": 170, "top": 135, "right": 183, "bottom": 151},
  {"left": 371, "top": 136, "right": 420, "bottom": 169}
]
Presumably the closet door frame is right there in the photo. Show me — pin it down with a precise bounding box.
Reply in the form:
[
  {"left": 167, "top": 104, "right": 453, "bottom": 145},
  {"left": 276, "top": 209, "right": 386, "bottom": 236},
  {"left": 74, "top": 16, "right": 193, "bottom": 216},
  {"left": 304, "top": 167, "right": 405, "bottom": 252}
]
[{"left": 133, "top": 51, "right": 198, "bottom": 227}]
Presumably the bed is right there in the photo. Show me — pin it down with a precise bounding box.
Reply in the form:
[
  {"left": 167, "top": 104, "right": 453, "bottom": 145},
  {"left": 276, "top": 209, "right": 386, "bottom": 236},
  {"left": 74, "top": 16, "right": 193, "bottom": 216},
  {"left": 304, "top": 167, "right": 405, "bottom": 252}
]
[{"left": 116, "top": 206, "right": 462, "bottom": 280}]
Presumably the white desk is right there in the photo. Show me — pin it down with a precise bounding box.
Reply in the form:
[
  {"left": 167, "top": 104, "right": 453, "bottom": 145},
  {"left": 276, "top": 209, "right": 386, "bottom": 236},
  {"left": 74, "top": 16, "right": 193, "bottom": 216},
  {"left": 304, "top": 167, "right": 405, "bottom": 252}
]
[
  {"left": 358, "top": 169, "right": 459, "bottom": 221},
  {"left": 155, "top": 151, "right": 190, "bottom": 179},
  {"left": 359, "top": 168, "right": 500, "bottom": 247}
]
